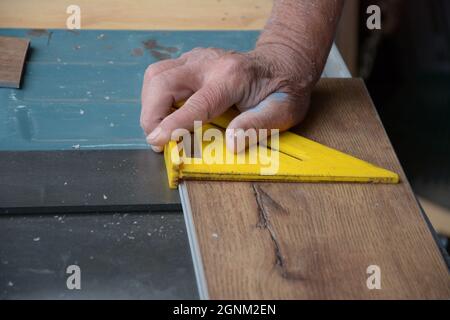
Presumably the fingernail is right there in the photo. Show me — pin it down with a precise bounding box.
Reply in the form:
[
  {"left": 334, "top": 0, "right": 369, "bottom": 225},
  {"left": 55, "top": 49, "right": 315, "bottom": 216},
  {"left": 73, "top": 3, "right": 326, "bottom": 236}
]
[
  {"left": 225, "top": 129, "right": 247, "bottom": 154},
  {"left": 225, "top": 129, "right": 234, "bottom": 142},
  {"left": 147, "top": 127, "right": 162, "bottom": 143},
  {"left": 225, "top": 129, "right": 236, "bottom": 152},
  {"left": 235, "top": 129, "right": 247, "bottom": 154},
  {"left": 151, "top": 145, "right": 164, "bottom": 153},
  {"left": 235, "top": 129, "right": 245, "bottom": 141}
]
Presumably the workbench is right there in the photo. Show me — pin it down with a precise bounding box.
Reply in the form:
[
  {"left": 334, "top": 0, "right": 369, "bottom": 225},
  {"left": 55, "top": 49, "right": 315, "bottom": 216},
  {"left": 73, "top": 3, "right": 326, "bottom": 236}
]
[{"left": 0, "top": 1, "right": 449, "bottom": 300}]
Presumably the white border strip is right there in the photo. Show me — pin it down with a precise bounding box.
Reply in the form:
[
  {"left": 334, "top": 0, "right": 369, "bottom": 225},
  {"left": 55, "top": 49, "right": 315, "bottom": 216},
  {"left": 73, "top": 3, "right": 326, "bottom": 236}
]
[{"left": 179, "top": 182, "right": 210, "bottom": 300}]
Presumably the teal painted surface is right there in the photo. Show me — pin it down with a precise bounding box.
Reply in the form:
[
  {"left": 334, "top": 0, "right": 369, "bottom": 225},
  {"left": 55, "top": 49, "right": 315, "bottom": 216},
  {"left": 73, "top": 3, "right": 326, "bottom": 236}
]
[{"left": 0, "top": 29, "right": 259, "bottom": 151}]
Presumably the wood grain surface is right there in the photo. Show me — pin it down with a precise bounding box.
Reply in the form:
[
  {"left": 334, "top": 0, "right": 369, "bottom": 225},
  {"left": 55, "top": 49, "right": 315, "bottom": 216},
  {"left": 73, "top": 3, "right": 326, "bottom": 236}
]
[
  {"left": 0, "top": 0, "right": 272, "bottom": 30},
  {"left": 0, "top": 36, "right": 29, "bottom": 88},
  {"left": 185, "top": 78, "right": 450, "bottom": 299}
]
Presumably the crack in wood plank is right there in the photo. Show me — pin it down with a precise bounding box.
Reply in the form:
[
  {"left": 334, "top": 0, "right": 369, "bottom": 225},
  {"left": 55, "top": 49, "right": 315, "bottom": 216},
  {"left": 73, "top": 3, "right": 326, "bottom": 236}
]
[{"left": 252, "top": 183, "right": 305, "bottom": 281}]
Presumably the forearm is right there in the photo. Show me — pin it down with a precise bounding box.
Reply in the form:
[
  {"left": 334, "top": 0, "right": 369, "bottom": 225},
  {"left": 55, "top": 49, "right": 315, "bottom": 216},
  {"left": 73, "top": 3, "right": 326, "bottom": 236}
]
[{"left": 255, "top": 0, "right": 344, "bottom": 85}]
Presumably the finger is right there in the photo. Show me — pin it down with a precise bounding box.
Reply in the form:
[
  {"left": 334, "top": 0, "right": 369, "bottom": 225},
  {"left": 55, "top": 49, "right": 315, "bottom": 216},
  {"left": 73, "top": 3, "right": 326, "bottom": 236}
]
[
  {"left": 147, "top": 83, "right": 235, "bottom": 147},
  {"left": 140, "top": 66, "right": 196, "bottom": 138},
  {"left": 226, "top": 92, "right": 308, "bottom": 153},
  {"left": 142, "top": 57, "right": 186, "bottom": 85},
  {"left": 140, "top": 58, "right": 188, "bottom": 141}
]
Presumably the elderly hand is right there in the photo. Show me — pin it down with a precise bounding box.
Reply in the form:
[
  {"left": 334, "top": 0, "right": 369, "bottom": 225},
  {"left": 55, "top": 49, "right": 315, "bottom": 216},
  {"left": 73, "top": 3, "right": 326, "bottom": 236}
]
[{"left": 140, "top": 46, "right": 314, "bottom": 153}]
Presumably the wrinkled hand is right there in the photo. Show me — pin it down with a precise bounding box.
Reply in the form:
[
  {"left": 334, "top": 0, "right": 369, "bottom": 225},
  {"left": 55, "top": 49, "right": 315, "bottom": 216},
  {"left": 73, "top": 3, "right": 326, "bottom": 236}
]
[{"left": 140, "top": 47, "right": 315, "bottom": 153}]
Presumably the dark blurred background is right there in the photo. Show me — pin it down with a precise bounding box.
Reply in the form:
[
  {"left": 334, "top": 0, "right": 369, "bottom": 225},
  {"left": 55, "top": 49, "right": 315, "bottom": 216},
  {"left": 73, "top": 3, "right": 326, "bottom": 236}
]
[{"left": 336, "top": 0, "right": 450, "bottom": 249}]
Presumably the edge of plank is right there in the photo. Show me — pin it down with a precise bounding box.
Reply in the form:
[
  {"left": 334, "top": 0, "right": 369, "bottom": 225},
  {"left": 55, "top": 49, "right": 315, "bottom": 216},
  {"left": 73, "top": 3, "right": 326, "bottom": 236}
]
[{"left": 179, "top": 182, "right": 210, "bottom": 300}]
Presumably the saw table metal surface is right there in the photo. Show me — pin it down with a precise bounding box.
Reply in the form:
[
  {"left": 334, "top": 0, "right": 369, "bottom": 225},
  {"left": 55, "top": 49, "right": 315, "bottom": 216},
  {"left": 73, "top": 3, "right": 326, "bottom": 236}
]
[
  {"left": 0, "top": 211, "right": 196, "bottom": 299},
  {"left": 0, "top": 150, "right": 179, "bottom": 214}
]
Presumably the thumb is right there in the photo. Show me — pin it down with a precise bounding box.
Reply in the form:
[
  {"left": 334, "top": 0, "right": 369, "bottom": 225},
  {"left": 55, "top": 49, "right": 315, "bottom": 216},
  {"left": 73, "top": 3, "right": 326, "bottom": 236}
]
[{"left": 226, "top": 92, "right": 307, "bottom": 153}]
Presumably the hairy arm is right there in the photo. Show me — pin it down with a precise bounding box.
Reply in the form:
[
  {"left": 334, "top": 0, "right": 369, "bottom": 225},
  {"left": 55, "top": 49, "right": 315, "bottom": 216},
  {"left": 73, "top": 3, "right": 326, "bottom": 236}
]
[{"left": 255, "top": 0, "right": 344, "bottom": 85}]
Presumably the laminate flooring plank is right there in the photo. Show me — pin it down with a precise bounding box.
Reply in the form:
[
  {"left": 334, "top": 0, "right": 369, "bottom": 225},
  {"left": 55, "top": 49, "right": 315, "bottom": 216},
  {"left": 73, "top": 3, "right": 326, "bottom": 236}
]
[{"left": 185, "top": 78, "right": 450, "bottom": 299}]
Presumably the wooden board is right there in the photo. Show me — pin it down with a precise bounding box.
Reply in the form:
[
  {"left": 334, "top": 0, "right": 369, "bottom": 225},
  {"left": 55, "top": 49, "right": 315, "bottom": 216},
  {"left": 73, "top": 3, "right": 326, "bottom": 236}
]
[
  {"left": 0, "top": 36, "right": 29, "bottom": 88},
  {"left": 185, "top": 78, "right": 450, "bottom": 299},
  {"left": 420, "top": 197, "right": 450, "bottom": 237},
  {"left": 0, "top": 0, "right": 272, "bottom": 30}
]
